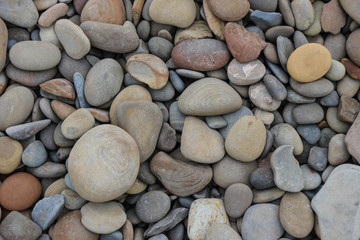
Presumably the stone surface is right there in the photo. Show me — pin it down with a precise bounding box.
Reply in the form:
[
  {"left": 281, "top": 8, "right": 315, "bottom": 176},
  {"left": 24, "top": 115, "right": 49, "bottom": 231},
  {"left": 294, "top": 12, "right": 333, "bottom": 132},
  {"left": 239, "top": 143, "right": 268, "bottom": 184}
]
[
  {"left": 0, "top": 0, "right": 39, "bottom": 28},
  {"left": 174, "top": 20, "right": 213, "bottom": 45},
  {"left": 0, "top": 172, "right": 42, "bottom": 211},
  {"left": 40, "top": 78, "right": 76, "bottom": 100},
  {"left": 270, "top": 123, "right": 303, "bottom": 155},
  {"left": 241, "top": 204, "right": 284, "bottom": 240},
  {"left": 311, "top": 164, "right": 360, "bottom": 240},
  {"left": 338, "top": 95, "right": 360, "bottom": 123},
  {"left": 6, "top": 119, "right": 51, "bottom": 141},
  {"left": 135, "top": 191, "right": 171, "bottom": 224},
  {"left": 227, "top": 59, "right": 266, "bottom": 86},
  {"left": 81, "top": 0, "right": 126, "bottom": 25},
  {"left": 345, "top": 110, "right": 360, "bottom": 164},
  {"left": 321, "top": 0, "right": 346, "bottom": 34},
  {"left": 0, "top": 18, "right": 7, "bottom": 72},
  {"left": 0, "top": 136, "right": 22, "bottom": 174},
  {"left": 81, "top": 201, "right": 126, "bottom": 234},
  {"left": 150, "top": 152, "right": 212, "bottom": 196},
  {"left": 181, "top": 116, "right": 225, "bottom": 164},
  {"left": 224, "top": 183, "right": 253, "bottom": 218},
  {"left": 327, "top": 106, "right": 351, "bottom": 133},
  {"left": 296, "top": 124, "right": 321, "bottom": 144},
  {"left": 58, "top": 53, "right": 91, "bottom": 82},
  {"left": 38, "top": 3, "right": 68, "bottom": 27},
  {"left": 250, "top": 167, "right": 275, "bottom": 190},
  {"left": 290, "top": 77, "right": 334, "bottom": 98},
  {"left": 249, "top": 82, "right": 281, "bottom": 111},
  {"left": 61, "top": 109, "right": 95, "bottom": 139},
  {"left": 178, "top": 78, "right": 242, "bottom": 116},
  {"left": 292, "top": 102, "right": 324, "bottom": 124},
  {"left": 263, "top": 74, "right": 287, "bottom": 101},
  {"left": 287, "top": 43, "right": 332, "bottom": 83},
  {"left": 225, "top": 116, "right": 266, "bottom": 162},
  {"left": 270, "top": 145, "right": 305, "bottom": 192},
  {"left": 172, "top": 39, "right": 230, "bottom": 71},
  {"left": 225, "top": 22, "right": 267, "bottom": 63},
  {"left": 291, "top": 0, "right": 315, "bottom": 31},
  {"left": 188, "top": 199, "right": 229, "bottom": 240},
  {"left": 68, "top": 125, "right": 140, "bottom": 202},
  {"left": 22, "top": 140, "right": 48, "bottom": 167},
  {"left": 339, "top": 0, "right": 360, "bottom": 25},
  {"left": 347, "top": 29, "right": 360, "bottom": 69},
  {"left": 203, "top": 0, "right": 225, "bottom": 39},
  {"left": 252, "top": 187, "right": 285, "bottom": 203},
  {"left": 207, "top": 223, "right": 242, "bottom": 240},
  {"left": 208, "top": 0, "right": 249, "bottom": 21},
  {"left": 328, "top": 134, "right": 349, "bottom": 165},
  {"left": 32, "top": 194, "right": 65, "bottom": 230}
]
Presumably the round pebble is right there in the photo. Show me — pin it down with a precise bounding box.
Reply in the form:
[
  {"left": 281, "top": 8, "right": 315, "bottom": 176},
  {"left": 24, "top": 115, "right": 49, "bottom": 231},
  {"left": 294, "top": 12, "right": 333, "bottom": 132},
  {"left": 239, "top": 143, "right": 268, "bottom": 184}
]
[
  {"left": 22, "top": 140, "right": 47, "bottom": 167},
  {"left": 135, "top": 191, "right": 171, "bottom": 223},
  {"left": 224, "top": 183, "right": 253, "bottom": 218},
  {"left": 0, "top": 136, "right": 23, "bottom": 174}
]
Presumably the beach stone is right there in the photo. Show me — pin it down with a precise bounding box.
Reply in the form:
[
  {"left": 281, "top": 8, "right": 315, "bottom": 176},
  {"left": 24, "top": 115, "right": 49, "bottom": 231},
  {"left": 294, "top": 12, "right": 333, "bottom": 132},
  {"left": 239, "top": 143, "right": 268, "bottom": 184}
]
[
  {"left": 346, "top": 29, "right": 360, "bottom": 67},
  {"left": 339, "top": 0, "right": 360, "bottom": 25},
  {"left": 174, "top": 20, "right": 213, "bottom": 45},
  {"left": 205, "top": 116, "right": 228, "bottom": 129},
  {"left": 225, "top": 116, "right": 266, "bottom": 162},
  {"left": 287, "top": 43, "right": 332, "bottom": 83},
  {"left": 297, "top": 124, "right": 321, "bottom": 144},
  {"left": 265, "top": 59, "right": 290, "bottom": 83},
  {"left": 242, "top": 204, "right": 284, "bottom": 240},
  {"left": 225, "top": 22, "right": 267, "bottom": 63},
  {"left": 149, "top": 0, "right": 196, "bottom": 28},
  {"left": 291, "top": 0, "right": 315, "bottom": 31},
  {"left": 188, "top": 199, "right": 229, "bottom": 240},
  {"left": 264, "top": 42, "right": 279, "bottom": 64},
  {"left": 51, "top": 100, "right": 76, "bottom": 120},
  {"left": 143, "top": 208, "right": 188, "bottom": 238},
  {"left": 304, "top": 1, "right": 323, "bottom": 36},
  {"left": 342, "top": 58, "right": 360, "bottom": 80},
  {"left": 27, "top": 162, "right": 66, "bottom": 178},
  {"left": 292, "top": 103, "right": 324, "bottom": 124},
  {"left": 320, "top": 91, "right": 340, "bottom": 107},
  {"left": 80, "top": 0, "right": 126, "bottom": 25},
  {"left": 80, "top": 21, "right": 139, "bottom": 53},
  {"left": 150, "top": 152, "right": 212, "bottom": 196},
  {"left": 227, "top": 59, "right": 266, "bottom": 86},
  {"left": 202, "top": 0, "right": 225, "bottom": 40},
  {"left": 213, "top": 155, "right": 257, "bottom": 188},
  {"left": 293, "top": 30, "right": 308, "bottom": 48},
  {"left": 249, "top": 82, "right": 281, "bottom": 111},
  {"left": 81, "top": 202, "right": 126, "bottom": 234},
  {"left": 308, "top": 146, "right": 328, "bottom": 171},
  {"left": 338, "top": 95, "right": 360, "bottom": 123},
  {"left": 148, "top": 81, "right": 175, "bottom": 101},
  {"left": 61, "top": 109, "right": 95, "bottom": 140},
  {"left": 176, "top": 69, "right": 205, "bottom": 79},
  {"left": 157, "top": 123, "right": 176, "bottom": 152},
  {"left": 53, "top": 210, "right": 99, "bottom": 240},
  {"left": 6, "top": 64, "right": 57, "bottom": 87},
  {"left": 178, "top": 78, "right": 242, "bottom": 116},
  {"left": 328, "top": 134, "right": 349, "bottom": 165},
  {"left": 337, "top": 74, "right": 360, "bottom": 97},
  {"left": 252, "top": 187, "right": 285, "bottom": 203},
  {"left": 289, "top": 77, "right": 334, "bottom": 98},
  {"left": 311, "top": 164, "right": 360, "bottom": 240},
  {"left": 279, "top": 0, "right": 295, "bottom": 27},
  {"left": 280, "top": 192, "right": 314, "bottom": 238},
  {"left": 0, "top": 18, "right": 7, "bottom": 72},
  {"left": 9, "top": 41, "right": 61, "bottom": 71},
  {"left": 148, "top": 37, "right": 173, "bottom": 62},
  {"left": 345, "top": 110, "right": 360, "bottom": 164},
  {"left": 0, "top": 86, "right": 34, "bottom": 131},
  {"left": 181, "top": 116, "right": 225, "bottom": 164},
  {"left": 22, "top": 140, "right": 47, "bottom": 167},
  {"left": 219, "top": 106, "right": 253, "bottom": 138},
  {"left": 319, "top": 127, "right": 337, "bottom": 148},
  {"left": 326, "top": 107, "right": 351, "bottom": 133},
  {"left": 324, "top": 33, "right": 346, "bottom": 61},
  {"left": 0, "top": 172, "right": 42, "bottom": 211},
  {"left": 248, "top": 0, "right": 277, "bottom": 12},
  {"left": 250, "top": 10, "right": 283, "bottom": 31},
  {"left": 55, "top": 19, "right": 90, "bottom": 60},
  {"left": 301, "top": 164, "right": 321, "bottom": 190},
  {"left": 38, "top": 3, "right": 68, "bottom": 27},
  {"left": 169, "top": 101, "right": 186, "bottom": 131},
  {"left": 208, "top": 0, "right": 249, "bottom": 21},
  {"left": 68, "top": 125, "right": 140, "bottom": 202},
  {"left": 224, "top": 183, "right": 252, "bottom": 218},
  {"left": 6, "top": 119, "right": 51, "bottom": 141},
  {"left": 263, "top": 74, "right": 287, "bottom": 101},
  {"left": 61, "top": 188, "right": 87, "bottom": 210},
  {"left": 117, "top": 101, "right": 162, "bottom": 162},
  {"left": 126, "top": 53, "right": 168, "bottom": 90},
  {"left": 58, "top": 53, "right": 91, "bottom": 81},
  {"left": 287, "top": 87, "right": 316, "bottom": 104},
  {"left": 85, "top": 58, "right": 123, "bottom": 106},
  {"left": 32, "top": 194, "right": 65, "bottom": 230},
  {"left": 135, "top": 191, "right": 170, "bottom": 224},
  {"left": 270, "top": 145, "right": 305, "bottom": 192},
  {"left": 321, "top": 0, "right": 346, "bottom": 34},
  {"left": 40, "top": 79, "right": 76, "bottom": 100},
  {"left": 54, "top": 122, "right": 76, "bottom": 147},
  {"left": 250, "top": 167, "right": 275, "bottom": 190},
  {"left": 265, "top": 25, "right": 295, "bottom": 43},
  {"left": 277, "top": 36, "right": 294, "bottom": 71},
  {"left": 0, "top": 136, "right": 22, "bottom": 174},
  {"left": 207, "top": 224, "right": 242, "bottom": 240},
  {"left": 0, "top": 0, "right": 39, "bottom": 28},
  {"left": 0, "top": 211, "right": 42, "bottom": 240},
  {"left": 172, "top": 39, "right": 230, "bottom": 71}
]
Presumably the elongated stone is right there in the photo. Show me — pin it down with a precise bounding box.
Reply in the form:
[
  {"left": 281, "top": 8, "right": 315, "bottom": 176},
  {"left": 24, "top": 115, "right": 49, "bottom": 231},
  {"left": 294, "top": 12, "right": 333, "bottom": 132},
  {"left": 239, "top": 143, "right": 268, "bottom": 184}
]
[{"left": 6, "top": 119, "right": 51, "bottom": 141}]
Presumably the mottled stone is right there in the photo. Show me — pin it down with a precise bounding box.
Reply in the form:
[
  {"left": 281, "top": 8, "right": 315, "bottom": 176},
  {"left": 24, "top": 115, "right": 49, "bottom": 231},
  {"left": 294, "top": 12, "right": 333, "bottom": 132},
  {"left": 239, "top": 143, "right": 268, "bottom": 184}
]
[
  {"left": 227, "top": 59, "right": 266, "bottom": 86},
  {"left": 328, "top": 134, "right": 349, "bottom": 165},
  {"left": 32, "top": 194, "right": 65, "bottom": 230},
  {"left": 321, "top": 0, "right": 346, "bottom": 34},
  {"left": 0, "top": 136, "right": 22, "bottom": 174},
  {"left": 291, "top": 0, "right": 315, "bottom": 31},
  {"left": 80, "top": 0, "right": 126, "bottom": 25},
  {"left": 250, "top": 168, "right": 275, "bottom": 190},
  {"left": 338, "top": 95, "right": 360, "bottom": 123}
]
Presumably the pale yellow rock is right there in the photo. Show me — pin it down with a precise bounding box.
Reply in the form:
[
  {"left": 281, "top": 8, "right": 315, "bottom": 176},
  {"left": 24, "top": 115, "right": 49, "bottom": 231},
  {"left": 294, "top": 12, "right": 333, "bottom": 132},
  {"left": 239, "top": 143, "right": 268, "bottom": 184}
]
[
  {"left": 252, "top": 187, "right": 286, "bottom": 204},
  {"left": 181, "top": 116, "right": 225, "bottom": 164},
  {"left": 225, "top": 116, "right": 266, "bottom": 162},
  {"left": 39, "top": 25, "right": 62, "bottom": 49},
  {"left": 44, "top": 178, "right": 68, "bottom": 198},
  {"left": 174, "top": 20, "right": 213, "bottom": 45},
  {"left": 203, "top": 0, "right": 225, "bottom": 40},
  {"left": 0, "top": 137, "right": 23, "bottom": 174},
  {"left": 270, "top": 123, "right": 304, "bottom": 155},
  {"left": 126, "top": 179, "right": 147, "bottom": 194},
  {"left": 61, "top": 109, "right": 95, "bottom": 140}
]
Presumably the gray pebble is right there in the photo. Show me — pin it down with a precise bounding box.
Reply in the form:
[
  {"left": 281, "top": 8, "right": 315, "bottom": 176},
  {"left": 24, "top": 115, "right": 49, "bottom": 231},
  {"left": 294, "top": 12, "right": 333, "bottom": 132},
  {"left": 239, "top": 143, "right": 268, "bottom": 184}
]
[
  {"left": 100, "top": 231, "right": 123, "bottom": 240},
  {"left": 250, "top": 167, "right": 275, "bottom": 190},
  {"left": 149, "top": 234, "right": 168, "bottom": 240},
  {"left": 31, "top": 29, "right": 41, "bottom": 41},
  {"left": 276, "top": 36, "right": 294, "bottom": 71},
  {"left": 301, "top": 164, "right": 321, "bottom": 190},
  {"left": 293, "top": 30, "right": 308, "bottom": 48},
  {"left": 142, "top": 0, "right": 153, "bottom": 21},
  {"left": 263, "top": 74, "right": 287, "bottom": 101},
  {"left": 292, "top": 102, "right": 324, "bottom": 124},
  {"left": 169, "top": 102, "right": 186, "bottom": 131},
  {"left": 205, "top": 116, "right": 228, "bottom": 129},
  {"left": 155, "top": 101, "right": 169, "bottom": 122},
  {"left": 39, "top": 123, "right": 58, "bottom": 151},
  {"left": 169, "top": 70, "right": 185, "bottom": 92},
  {"left": 148, "top": 37, "right": 174, "bottom": 62},
  {"left": 137, "top": 20, "right": 151, "bottom": 41},
  {"left": 135, "top": 191, "right": 171, "bottom": 223},
  {"left": 193, "top": 187, "right": 210, "bottom": 199},
  {"left": 219, "top": 106, "right": 253, "bottom": 138},
  {"left": 286, "top": 87, "right": 316, "bottom": 104},
  {"left": 138, "top": 161, "right": 157, "bottom": 185},
  {"left": 125, "top": 39, "right": 149, "bottom": 61},
  {"left": 37, "top": 234, "right": 51, "bottom": 240},
  {"left": 320, "top": 91, "right": 339, "bottom": 107},
  {"left": 126, "top": 208, "right": 142, "bottom": 225},
  {"left": 272, "top": 110, "right": 284, "bottom": 125},
  {"left": 296, "top": 124, "right": 321, "bottom": 144},
  {"left": 319, "top": 128, "right": 336, "bottom": 148},
  {"left": 265, "top": 59, "right": 289, "bottom": 84},
  {"left": 178, "top": 197, "right": 195, "bottom": 208},
  {"left": 308, "top": 146, "right": 328, "bottom": 171},
  {"left": 148, "top": 81, "right": 175, "bottom": 101},
  {"left": 259, "top": 130, "right": 274, "bottom": 158},
  {"left": 167, "top": 223, "right": 185, "bottom": 240},
  {"left": 22, "top": 140, "right": 47, "bottom": 167},
  {"left": 124, "top": 72, "right": 146, "bottom": 87},
  {"left": 74, "top": 72, "right": 90, "bottom": 108},
  {"left": 282, "top": 102, "right": 297, "bottom": 127},
  {"left": 246, "top": 26, "right": 265, "bottom": 40},
  {"left": 61, "top": 189, "right": 87, "bottom": 210},
  {"left": 176, "top": 69, "right": 205, "bottom": 79},
  {"left": 65, "top": 173, "right": 76, "bottom": 191},
  {"left": 250, "top": 10, "right": 283, "bottom": 31},
  {"left": 86, "top": 55, "right": 101, "bottom": 66}
]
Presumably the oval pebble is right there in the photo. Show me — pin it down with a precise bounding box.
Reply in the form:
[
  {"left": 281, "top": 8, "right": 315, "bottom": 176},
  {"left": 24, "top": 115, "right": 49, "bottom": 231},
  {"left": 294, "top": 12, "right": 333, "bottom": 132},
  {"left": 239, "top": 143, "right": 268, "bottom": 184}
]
[
  {"left": 135, "top": 191, "right": 171, "bottom": 224},
  {"left": 22, "top": 140, "right": 47, "bottom": 167},
  {"left": 224, "top": 183, "right": 253, "bottom": 218},
  {"left": 227, "top": 59, "right": 266, "bottom": 86},
  {"left": 61, "top": 109, "right": 95, "bottom": 140},
  {"left": 0, "top": 136, "right": 23, "bottom": 174}
]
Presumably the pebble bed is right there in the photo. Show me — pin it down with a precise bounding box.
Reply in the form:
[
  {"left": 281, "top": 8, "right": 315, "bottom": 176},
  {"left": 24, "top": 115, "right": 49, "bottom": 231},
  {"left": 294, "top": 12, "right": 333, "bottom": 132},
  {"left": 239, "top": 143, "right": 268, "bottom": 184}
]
[{"left": 0, "top": 0, "right": 360, "bottom": 239}]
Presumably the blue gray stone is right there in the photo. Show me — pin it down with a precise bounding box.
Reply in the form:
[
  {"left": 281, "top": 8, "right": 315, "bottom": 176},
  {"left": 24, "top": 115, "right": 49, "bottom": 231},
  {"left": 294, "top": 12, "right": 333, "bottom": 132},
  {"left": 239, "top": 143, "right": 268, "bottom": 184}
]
[
  {"left": 169, "top": 70, "right": 185, "bottom": 92},
  {"left": 319, "top": 128, "right": 336, "bottom": 148},
  {"left": 246, "top": 26, "right": 265, "bottom": 40},
  {"left": 73, "top": 72, "right": 90, "bottom": 108},
  {"left": 100, "top": 231, "right": 123, "bottom": 240},
  {"left": 259, "top": 130, "right": 274, "bottom": 158},
  {"left": 31, "top": 29, "right": 41, "bottom": 41},
  {"left": 148, "top": 37, "right": 174, "bottom": 62},
  {"left": 123, "top": 72, "right": 146, "bottom": 87},
  {"left": 297, "top": 124, "right": 321, "bottom": 144},
  {"left": 22, "top": 140, "right": 48, "bottom": 167},
  {"left": 31, "top": 194, "right": 65, "bottom": 230},
  {"left": 65, "top": 173, "right": 76, "bottom": 191},
  {"left": 148, "top": 81, "right": 175, "bottom": 101},
  {"left": 205, "top": 116, "right": 227, "bottom": 129},
  {"left": 169, "top": 101, "right": 186, "bottom": 131},
  {"left": 276, "top": 36, "right": 294, "bottom": 71},
  {"left": 265, "top": 59, "right": 289, "bottom": 84},
  {"left": 250, "top": 167, "right": 275, "bottom": 190},
  {"left": 320, "top": 91, "right": 339, "bottom": 107},
  {"left": 178, "top": 197, "right": 195, "bottom": 208},
  {"left": 263, "top": 74, "right": 287, "bottom": 101},
  {"left": 286, "top": 87, "right": 316, "bottom": 104},
  {"left": 219, "top": 106, "right": 253, "bottom": 138},
  {"left": 250, "top": 10, "right": 283, "bottom": 31},
  {"left": 149, "top": 234, "right": 168, "bottom": 240},
  {"left": 176, "top": 69, "right": 205, "bottom": 79},
  {"left": 308, "top": 146, "right": 328, "bottom": 171}
]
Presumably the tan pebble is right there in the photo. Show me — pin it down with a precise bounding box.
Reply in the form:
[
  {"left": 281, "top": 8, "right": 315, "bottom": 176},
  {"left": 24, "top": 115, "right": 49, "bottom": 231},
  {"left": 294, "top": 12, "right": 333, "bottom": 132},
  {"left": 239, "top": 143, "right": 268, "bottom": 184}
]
[
  {"left": 0, "top": 137, "right": 23, "bottom": 174},
  {"left": 51, "top": 100, "right": 76, "bottom": 120},
  {"left": 81, "top": 0, "right": 126, "bottom": 25},
  {"left": 40, "top": 78, "right": 76, "bottom": 100},
  {"left": 61, "top": 108, "right": 95, "bottom": 140},
  {"left": 38, "top": 3, "right": 69, "bottom": 28},
  {"left": 203, "top": 0, "right": 225, "bottom": 39}
]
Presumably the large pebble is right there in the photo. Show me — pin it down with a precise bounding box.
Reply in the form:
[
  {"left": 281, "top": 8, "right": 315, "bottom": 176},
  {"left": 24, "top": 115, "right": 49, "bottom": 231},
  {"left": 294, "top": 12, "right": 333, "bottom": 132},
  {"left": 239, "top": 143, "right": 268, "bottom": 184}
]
[
  {"left": 6, "top": 119, "right": 51, "bottom": 141},
  {"left": 346, "top": 29, "right": 360, "bottom": 67},
  {"left": 270, "top": 145, "right": 305, "bottom": 192},
  {"left": 292, "top": 102, "right": 324, "bottom": 124},
  {"left": 81, "top": 201, "right": 126, "bottom": 234},
  {"left": 174, "top": 20, "right": 213, "bottom": 45},
  {"left": 291, "top": 0, "right": 315, "bottom": 31},
  {"left": 0, "top": 0, "right": 39, "bottom": 28},
  {"left": 287, "top": 43, "right": 332, "bottom": 83},
  {"left": 242, "top": 204, "right": 284, "bottom": 240},
  {"left": 225, "top": 22, "right": 267, "bottom": 63},
  {"left": 208, "top": 0, "right": 249, "bottom": 21},
  {"left": 178, "top": 78, "right": 242, "bottom": 116},
  {"left": 249, "top": 82, "right": 281, "bottom": 111},
  {"left": 249, "top": 0, "right": 277, "bottom": 12},
  {"left": 58, "top": 52, "right": 91, "bottom": 81},
  {"left": 150, "top": 152, "right": 212, "bottom": 197},
  {"left": 80, "top": 0, "right": 126, "bottom": 25},
  {"left": 329, "top": 134, "right": 349, "bottom": 165},
  {"left": 321, "top": 0, "right": 346, "bottom": 34},
  {"left": 339, "top": 0, "right": 360, "bottom": 26},
  {"left": 0, "top": 137, "right": 22, "bottom": 174},
  {"left": 227, "top": 59, "right": 266, "bottom": 86},
  {"left": 61, "top": 109, "right": 95, "bottom": 139},
  {"left": 188, "top": 199, "right": 229, "bottom": 240},
  {"left": 85, "top": 58, "right": 123, "bottom": 106},
  {"left": 172, "top": 39, "right": 230, "bottom": 71},
  {"left": 225, "top": 116, "right": 266, "bottom": 162},
  {"left": 68, "top": 125, "right": 140, "bottom": 202},
  {"left": 224, "top": 183, "right": 252, "bottom": 218},
  {"left": 0, "top": 172, "right": 42, "bottom": 211},
  {"left": 32, "top": 194, "right": 65, "bottom": 230},
  {"left": 135, "top": 191, "right": 170, "bottom": 223},
  {"left": 270, "top": 123, "right": 303, "bottom": 155},
  {"left": 181, "top": 116, "right": 225, "bottom": 164},
  {"left": 345, "top": 112, "right": 360, "bottom": 164},
  {"left": 289, "top": 77, "right": 334, "bottom": 98},
  {"left": 250, "top": 167, "right": 275, "bottom": 190},
  {"left": 22, "top": 140, "right": 48, "bottom": 167},
  {"left": 38, "top": 3, "right": 69, "bottom": 27},
  {"left": 9, "top": 41, "right": 61, "bottom": 71},
  {"left": 117, "top": 101, "right": 162, "bottom": 162}
]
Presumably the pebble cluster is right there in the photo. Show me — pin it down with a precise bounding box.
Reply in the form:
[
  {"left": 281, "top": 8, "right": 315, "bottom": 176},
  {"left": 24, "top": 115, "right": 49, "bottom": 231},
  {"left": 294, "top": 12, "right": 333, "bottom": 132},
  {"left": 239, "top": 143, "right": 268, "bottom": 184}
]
[{"left": 0, "top": 0, "right": 360, "bottom": 239}]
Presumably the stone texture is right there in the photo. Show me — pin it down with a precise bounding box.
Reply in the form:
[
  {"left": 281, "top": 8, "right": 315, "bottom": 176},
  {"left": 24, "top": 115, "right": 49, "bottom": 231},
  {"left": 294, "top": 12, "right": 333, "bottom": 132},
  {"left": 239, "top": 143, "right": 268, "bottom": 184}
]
[
  {"left": 208, "top": 0, "right": 250, "bottom": 21},
  {"left": 81, "top": 0, "right": 126, "bottom": 25},
  {"left": 38, "top": 3, "right": 68, "bottom": 27},
  {"left": 289, "top": 77, "right": 334, "bottom": 98},
  {"left": 135, "top": 191, "right": 171, "bottom": 224},
  {"left": 249, "top": 82, "right": 281, "bottom": 111},
  {"left": 347, "top": 29, "right": 360, "bottom": 68},
  {"left": 203, "top": 0, "right": 225, "bottom": 40},
  {"left": 0, "top": 18, "right": 7, "bottom": 72},
  {"left": 338, "top": 95, "right": 360, "bottom": 123},
  {"left": 32, "top": 194, "right": 65, "bottom": 230},
  {"left": 321, "top": 0, "right": 346, "bottom": 34},
  {"left": 6, "top": 119, "right": 51, "bottom": 141},
  {"left": 339, "top": 0, "right": 360, "bottom": 25},
  {"left": 40, "top": 78, "right": 76, "bottom": 100},
  {"left": 328, "top": 134, "right": 349, "bottom": 165},
  {"left": 224, "top": 183, "right": 253, "bottom": 218},
  {"left": 174, "top": 20, "right": 213, "bottom": 45},
  {"left": 207, "top": 224, "right": 242, "bottom": 240},
  {"left": 61, "top": 109, "right": 95, "bottom": 139},
  {"left": 291, "top": 0, "right": 315, "bottom": 31},
  {"left": 292, "top": 102, "right": 324, "bottom": 124},
  {"left": 227, "top": 59, "right": 266, "bottom": 86},
  {"left": 270, "top": 123, "right": 304, "bottom": 155},
  {"left": 22, "top": 140, "right": 48, "bottom": 167},
  {"left": 250, "top": 167, "right": 275, "bottom": 190},
  {"left": 0, "top": 136, "right": 22, "bottom": 174},
  {"left": 0, "top": 0, "right": 39, "bottom": 28}
]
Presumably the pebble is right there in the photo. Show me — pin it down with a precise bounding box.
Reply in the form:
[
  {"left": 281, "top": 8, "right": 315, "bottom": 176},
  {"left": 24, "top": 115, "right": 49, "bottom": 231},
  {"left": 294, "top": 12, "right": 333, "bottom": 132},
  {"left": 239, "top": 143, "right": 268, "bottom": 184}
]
[
  {"left": 80, "top": 0, "right": 126, "bottom": 25},
  {"left": 270, "top": 145, "right": 305, "bottom": 192},
  {"left": 252, "top": 187, "right": 285, "bottom": 203},
  {"left": 0, "top": 19, "right": 7, "bottom": 72},
  {"left": 169, "top": 101, "right": 186, "bottom": 131},
  {"left": 337, "top": 74, "right": 360, "bottom": 97},
  {"left": 250, "top": 10, "right": 283, "bottom": 31},
  {"left": 279, "top": 0, "right": 295, "bottom": 27},
  {"left": 51, "top": 100, "right": 76, "bottom": 120},
  {"left": 326, "top": 106, "right": 350, "bottom": 133},
  {"left": 53, "top": 122, "right": 75, "bottom": 147},
  {"left": 339, "top": 0, "right": 360, "bottom": 28},
  {"left": 81, "top": 201, "right": 126, "bottom": 234},
  {"left": 304, "top": 1, "right": 323, "bottom": 36},
  {"left": 311, "top": 164, "right": 360, "bottom": 240},
  {"left": 287, "top": 43, "right": 332, "bottom": 83},
  {"left": 100, "top": 231, "right": 123, "bottom": 240},
  {"left": 308, "top": 146, "right": 328, "bottom": 171},
  {"left": 38, "top": 3, "right": 68, "bottom": 27},
  {"left": 219, "top": 106, "right": 253, "bottom": 137},
  {"left": 148, "top": 81, "right": 175, "bottom": 101},
  {"left": 227, "top": 59, "right": 266, "bottom": 86},
  {"left": 0, "top": 211, "right": 42, "bottom": 240},
  {"left": 188, "top": 199, "right": 229, "bottom": 240},
  {"left": 301, "top": 164, "right": 321, "bottom": 190},
  {"left": 174, "top": 20, "right": 213, "bottom": 46},
  {"left": 346, "top": 29, "right": 360, "bottom": 68},
  {"left": 291, "top": 0, "right": 315, "bottom": 30},
  {"left": 249, "top": 82, "right": 281, "bottom": 111},
  {"left": 157, "top": 123, "right": 176, "bottom": 152},
  {"left": 345, "top": 111, "right": 360, "bottom": 164},
  {"left": 324, "top": 33, "right": 347, "bottom": 61},
  {"left": 279, "top": 192, "right": 314, "bottom": 238},
  {"left": 207, "top": 223, "right": 242, "bottom": 240},
  {"left": 320, "top": 91, "right": 340, "bottom": 107},
  {"left": 270, "top": 123, "right": 303, "bottom": 155},
  {"left": 6, "top": 119, "right": 51, "bottom": 141},
  {"left": 0, "top": 0, "right": 39, "bottom": 28},
  {"left": 32, "top": 194, "right": 65, "bottom": 230},
  {"left": 289, "top": 77, "right": 334, "bottom": 98},
  {"left": 135, "top": 191, "right": 170, "bottom": 224},
  {"left": 68, "top": 125, "right": 140, "bottom": 202},
  {"left": 40, "top": 78, "right": 76, "bottom": 100},
  {"left": 296, "top": 124, "right": 321, "bottom": 144},
  {"left": 178, "top": 78, "right": 242, "bottom": 116},
  {"left": 27, "top": 162, "right": 67, "bottom": 178},
  {"left": 263, "top": 74, "right": 287, "bottom": 101},
  {"left": 225, "top": 115, "right": 266, "bottom": 162},
  {"left": 265, "top": 25, "right": 294, "bottom": 43},
  {"left": 150, "top": 152, "right": 212, "bottom": 196},
  {"left": 205, "top": 116, "right": 228, "bottom": 129},
  {"left": 328, "top": 134, "right": 349, "bottom": 165},
  {"left": 208, "top": 0, "right": 249, "bottom": 21},
  {"left": 61, "top": 188, "right": 87, "bottom": 210},
  {"left": 292, "top": 102, "right": 324, "bottom": 124},
  {"left": 224, "top": 183, "right": 252, "bottom": 218},
  {"left": 277, "top": 36, "right": 294, "bottom": 71},
  {"left": 265, "top": 59, "right": 289, "bottom": 84},
  {"left": 61, "top": 108, "right": 95, "bottom": 139},
  {"left": 53, "top": 210, "right": 99, "bottom": 240},
  {"left": 172, "top": 39, "right": 230, "bottom": 71},
  {"left": 22, "top": 140, "right": 48, "bottom": 167},
  {"left": 338, "top": 95, "right": 360, "bottom": 123},
  {"left": 321, "top": 0, "right": 346, "bottom": 34},
  {"left": 148, "top": 37, "right": 174, "bottom": 62},
  {"left": 225, "top": 22, "right": 267, "bottom": 63},
  {"left": 0, "top": 136, "right": 23, "bottom": 174},
  {"left": 250, "top": 167, "right": 275, "bottom": 190},
  {"left": 342, "top": 58, "right": 360, "bottom": 80},
  {"left": 0, "top": 172, "right": 42, "bottom": 211},
  {"left": 181, "top": 116, "right": 225, "bottom": 164},
  {"left": 293, "top": 30, "right": 308, "bottom": 48},
  {"left": 241, "top": 204, "right": 284, "bottom": 240},
  {"left": 203, "top": 0, "right": 225, "bottom": 40}
]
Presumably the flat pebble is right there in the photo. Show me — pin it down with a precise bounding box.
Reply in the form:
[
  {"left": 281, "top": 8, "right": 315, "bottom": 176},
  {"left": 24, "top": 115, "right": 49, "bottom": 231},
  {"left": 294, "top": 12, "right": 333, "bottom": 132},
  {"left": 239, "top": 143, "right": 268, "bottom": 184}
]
[
  {"left": 308, "top": 146, "right": 328, "bottom": 171},
  {"left": 135, "top": 191, "right": 170, "bottom": 224},
  {"left": 291, "top": 0, "right": 315, "bottom": 31},
  {"left": 289, "top": 77, "right": 334, "bottom": 98},
  {"left": 174, "top": 20, "right": 213, "bottom": 45},
  {"left": 250, "top": 167, "right": 275, "bottom": 190},
  {"left": 249, "top": 82, "right": 281, "bottom": 111},
  {"left": 32, "top": 194, "right": 65, "bottom": 230},
  {"left": 263, "top": 74, "right": 287, "bottom": 101},
  {"left": 0, "top": 0, "right": 39, "bottom": 28},
  {"left": 22, "top": 140, "right": 48, "bottom": 167},
  {"left": 296, "top": 124, "right": 321, "bottom": 144},
  {"left": 301, "top": 164, "right": 321, "bottom": 190},
  {"left": 80, "top": 0, "right": 126, "bottom": 25},
  {"left": 227, "top": 59, "right": 266, "bottom": 86},
  {"left": 0, "top": 136, "right": 23, "bottom": 174},
  {"left": 292, "top": 102, "right": 324, "bottom": 124},
  {"left": 252, "top": 187, "right": 285, "bottom": 203},
  {"left": 207, "top": 223, "right": 242, "bottom": 240},
  {"left": 325, "top": 59, "right": 346, "bottom": 81},
  {"left": 224, "top": 183, "right": 253, "bottom": 218},
  {"left": 328, "top": 134, "right": 349, "bottom": 165},
  {"left": 270, "top": 123, "right": 303, "bottom": 155},
  {"left": 208, "top": 0, "right": 249, "bottom": 21}
]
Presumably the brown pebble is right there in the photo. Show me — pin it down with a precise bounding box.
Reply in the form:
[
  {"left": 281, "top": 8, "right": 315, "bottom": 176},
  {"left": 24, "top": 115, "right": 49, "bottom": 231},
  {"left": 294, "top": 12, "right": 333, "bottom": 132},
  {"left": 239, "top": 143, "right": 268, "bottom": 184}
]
[
  {"left": 338, "top": 95, "right": 360, "bottom": 123},
  {"left": 38, "top": 3, "right": 69, "bottom": 27}
]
